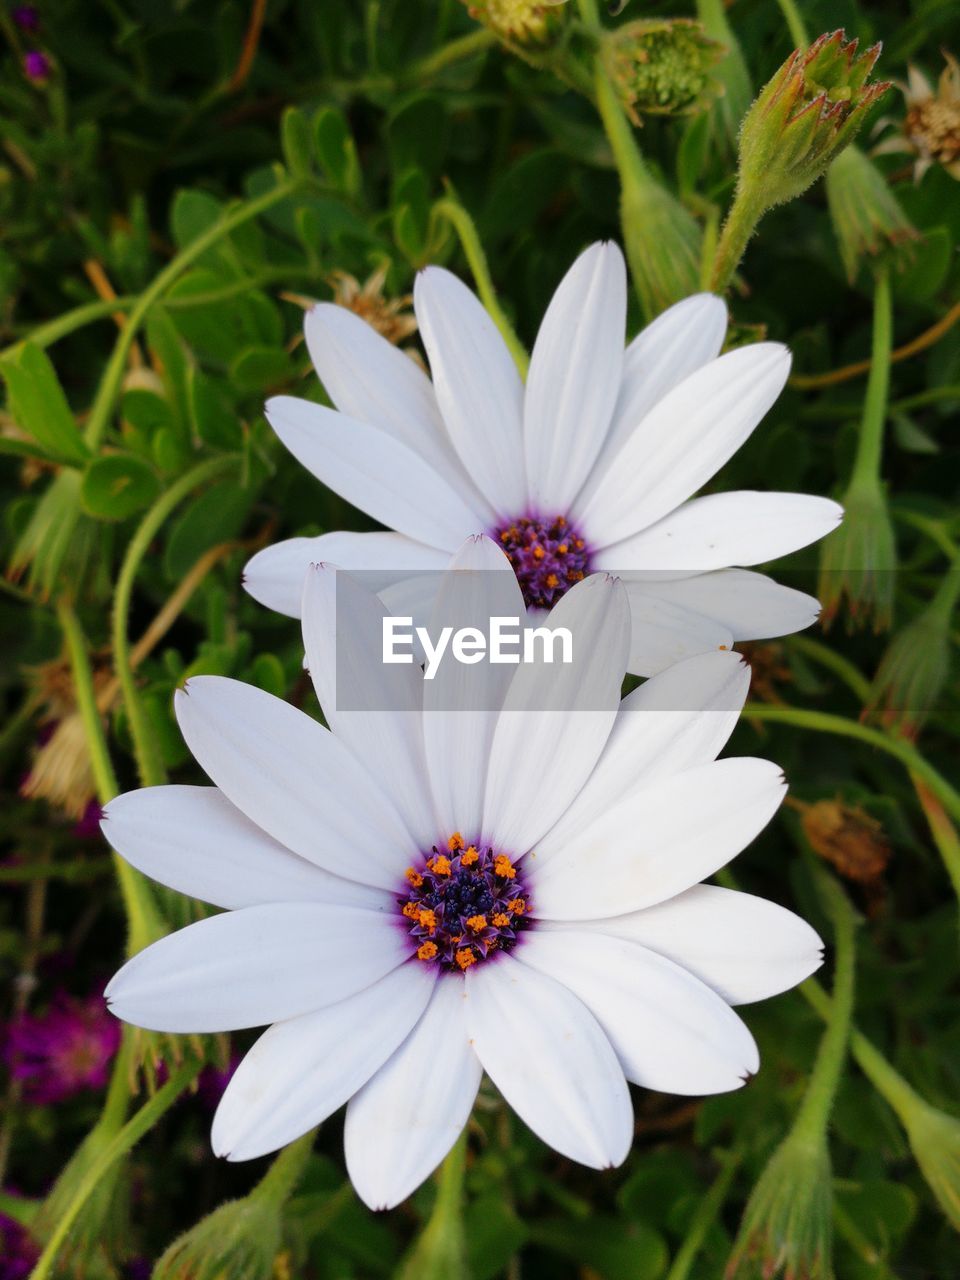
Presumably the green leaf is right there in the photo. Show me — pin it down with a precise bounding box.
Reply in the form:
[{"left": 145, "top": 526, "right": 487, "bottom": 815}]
[
  {"left": 229, "top": 345, "right": 293, "bottom": 394},
  {"left": 0, "top": 342, "right": 88, "bottom": 464},
  {"left": 527, "top": 1216, "right": 668, "bottom": 1280},
  {"left": 171, "top": 188, "right": 223, "bottom": 250},
  {"left": 246, "top": 653, "right": 287, "bottom": 698},
  {"left": 281, "top": 106, "right": 314, "bottom": 178},
  {"left": 892, "top": 225, "right": 952, "bottom": 303},
  {"left": 464, "top": 1194, "right": 527, "bottom": 1280},
  {"left": 80, "top": 454, "right": 161, "bottom": 521},
  {"left": 121, "top": 388, "right": 176, "bottom": 440},
  {"left": 188, "top": 367, "right": 243, "bottom": 449},
  {"left": 836, "top": 1179, "right": 917, "bottom": 1255},
  {"left": 314, "top": 106, "right": 361, "bottom": 197},
  {"left": 163, "top": 479, "right": 254, "bottom": 579}
]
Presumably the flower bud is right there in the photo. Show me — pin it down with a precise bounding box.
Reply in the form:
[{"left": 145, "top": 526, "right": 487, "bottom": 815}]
[
  {"left": 460, "top": 0, "right": 566, "bottom": 48},
  {"left": 153, "top": 1134, "right": 313, "bottom": 1280},
  {"left": 904, "top": 1098, "right": 960, "bottom": 1232},
  {"left": 825, "top": 145, "right": 919, "bottom": 281},
  {"left": 620, "top": 173, "right": 702, "bottom": 319},
  {"left": 726, "top": 1131, "right": 833, "bottom": 1280},
  {"left": 152, "top": 1197, "right": 286, "bottom": 1280},
  {"left": 603, "top": 19, "right": 724, "bottom": 123},
  {"left": 801, "top": 798, "right": 891, "bottom": 884},
  {"left": 867, "top": 569, "right": 958, "bottom": 737},
  {"left": 737, "top": 31, "right": 890, "bottom": 213},
  {"left": 817, "top": 478, "right": 897, "bottom": 632}
]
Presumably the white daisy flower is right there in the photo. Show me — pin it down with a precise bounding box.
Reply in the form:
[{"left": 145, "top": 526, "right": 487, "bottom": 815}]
[
  {"left": 104, "top": 537, "right": 822, "bottom": 1211},
  {"left": 244, "top": 242, "right": 842, "bottom": 675}
]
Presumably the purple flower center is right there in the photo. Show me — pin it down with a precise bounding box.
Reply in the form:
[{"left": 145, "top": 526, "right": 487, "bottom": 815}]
[
  {"left": 399, "top": 834, "right": 532, "bottom": 973},
  {"left": 493, "top": 514, "right": 592, "bottom": 610}
]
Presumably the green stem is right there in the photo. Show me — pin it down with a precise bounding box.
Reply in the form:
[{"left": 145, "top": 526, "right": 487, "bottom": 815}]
[
  {"left": 743, "top": 702, "right": 960, "bottom": 824},
  {"left": 774, "top": 0, "right": 810, "bottom": 48},
  {"left": 709, "top": 182, "right": 760, "bottom": 292},
  {"left": 57, "top": 599, "right": 164, "bottom": 953},
  {"left": 407, "top": 28, "right": 494, "bottom": 80},
  {"left": 800, "top": 979, "right": 922, "bottom": 1122},
  {"left": 397, "top": 1132, "right": 470, "bottom": 1280},
  {"left": 432, "top": 196, "right": 528, "bottom": 376},
  {"left": 111, "top": 455, "right": 237, "bottom": 789},
  {"left": 792, "top": 876, "right": 856, "bottom": 1144},
  {"left": 251, "top": 1131, "right": 315, "bottom": 1207},
  {"left": 27, "top": 1061, "right": 200, "bottom": 1280},
  {"left": 788, "top": 634, "right": 873, "bottom": 704},
  {"left": 851, "top": 268, "right": 893, "bottom": 490},
  {"left": 82, "top": 177, "right": 300, "bottom": 452},
  {"left": 665, "top": 1150, "right": 740, "bottom": 1280},
  {"left": 4, "top": 266, "right": 328, "bottom": 358}
]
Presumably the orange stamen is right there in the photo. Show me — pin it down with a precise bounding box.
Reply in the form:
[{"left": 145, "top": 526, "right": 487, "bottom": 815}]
[
  {"left": 417, "top": 941, "right": 438, "bottom": 961},
  {"left": 466, "top": 914, "right": 487, "bottom": 932},
  {"left": 495, "top": 854, "right": 517, "bottom": 879},
  {"left": 404, "top": 867, "right": 423, "bottom": 887},
  {"left": 461, "top": 845, "right": 479, "bottom": 866},
  {"left": 455, "top": 948, "right": 477, "bottom": 970}
]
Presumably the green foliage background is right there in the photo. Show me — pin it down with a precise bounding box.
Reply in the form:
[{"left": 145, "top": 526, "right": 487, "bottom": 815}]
[{"left": 0, "top": 0, "right": 958, "bottom": 1277}]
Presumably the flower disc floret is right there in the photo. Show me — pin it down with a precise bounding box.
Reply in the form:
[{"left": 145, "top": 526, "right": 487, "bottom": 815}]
[
  {"left": 494, "top": 515, "right": 591, "bottom": 609},
  {"left": 401, "top": 833, "right": 531, "bottom": 972}
]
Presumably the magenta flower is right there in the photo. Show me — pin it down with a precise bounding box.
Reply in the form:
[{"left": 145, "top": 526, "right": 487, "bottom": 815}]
[
  {"left": 0, "top": 1199, "right": 39, "bottom": 1280},
  {"left": 5, "top": 992, "right": 120, "bottom": 1104},
  {"left": 12, "top": 6, "right": 40, "bottom": 32},
  {"left": 23, "top": 50, "right": 50, "bottom": 83}
]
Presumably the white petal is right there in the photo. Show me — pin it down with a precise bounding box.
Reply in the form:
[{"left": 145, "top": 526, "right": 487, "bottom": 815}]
[
  {"left": 594, "top": 492, "right": 843, "bottom": 574},
  {"left": 105, "top": 903, "right": 409, "bottom": 1032},
  {"left": 303, "top": 303, "right": 491, "bottom": 508},
  {"left": 519, "top": 931, "right": 758, "bottom": 1094},
  {"left": 465, "top": 956, "right": 632, "bottom": 1168},
  {"left": 212, "top": 961, "right": 436, "bottom": 1161},
  {"left": 577, "top": 293, "right": 727, "bottom": 505},
  {"left": 266, "top": 396, "right": 486, "bottom": 548},
  {"left": 175, "top": 676, "right": 417, "bottom": 890},
  {"left": 623, "top": 580, "right": 734, "bottom": 677},
  {"left": 415, "top": 268, "right": 526, "bottom": 514},
  {"left": 422, "top": 536, "right": 526, "bottom": 839},
  {"left": 538, "top": 651, "right": 749, "bottom": 850},
  {"left": 530, "top": 757, "right": 786, "bottom": 918},
  {"left": 642, "top": 568, "right": 822, "bottom": 640},
  {"left": 243, "top": 532, "right": 449, "bottom": 619},
  {"left": 524, "top": 243, "right": 626, "bottom": 512},
  {"left": 576, "top": 343, "right": 791, "bottom": 547},
  {"left": 345, "top": 977, "right": 481, "bottom": 1211},
  {"left": 579, "top": 884, "right": 824, "bottom": 1005},
  {"left": 482, "top": 574, "right": 631, "bottom": 856},
  {"left": 302, "top": 565, "right": 436, "bottom": 847},
  {"left": 102, "top": 786, "right": 389, "bottom": 911}
]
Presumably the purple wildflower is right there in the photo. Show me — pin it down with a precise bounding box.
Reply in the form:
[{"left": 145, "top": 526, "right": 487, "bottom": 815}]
[
  {"left": 23, "top": 50, "right": 50, "bottom": 83},
  {"left": 4, "top": 991, "right": 120, "bottom": 1104},
  {"left": 12, "top": 6, "right": 40, "bottom": 33},
  {"left": 0, "top": 1198, "right": 39, "bottom": 1280}
]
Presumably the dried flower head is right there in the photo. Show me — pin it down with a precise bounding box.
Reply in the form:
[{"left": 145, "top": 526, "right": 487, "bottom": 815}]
[
  {"left": 737, "top": 31, "right": 890, "bottom": 212},
  {"left": 876, "top": 53, "right": 960, "bottom": 181},
  {"left": 800, "top": 798, "right": 891, "bottom": 885},
  {"left": 604, "top": 19, "right": 725, "bottom": 123},
  {"left": 460, "top": 0, "right": 567, "bottom": 48},
  {"left": 21, "top": 656, "right": 111, "bottom": 819},
  {"left": 328, "top": 264, "right": 418, "bottom": 346},
  {"left": 738, "top": 641, "right": 791, "bottom": 704}
]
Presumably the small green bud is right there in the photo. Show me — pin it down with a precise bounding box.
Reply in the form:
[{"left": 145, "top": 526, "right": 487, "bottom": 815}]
[
  {"left": 603, "top": 19, "right": 725, "bottom": 122},
  {"left": 818, "top": 478, "right": 897, "bottom": 632},
  {"left": 825, "top": 146, "right": 919, "bottom": 282},
  {"left": 903, "top": 1098, "right": 960, "bottom": 1233},
  {"left": 726, "top": 1131, "right": 834, "bottom": 1280},
  {"left": 867, "top": 569, "right": 958, "bottom": 737},
  {"left": 620, "top": 172, "right": 702, "bottom": 319},
  {"left": 460, "top": 0, "right": 566, "bottom": 48},
  {"left": 151, "top": 1196, "right": 285, "bottom": 1280},
  {"left": 737, "top": 31, "right": 890, "bottom": 214}
]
